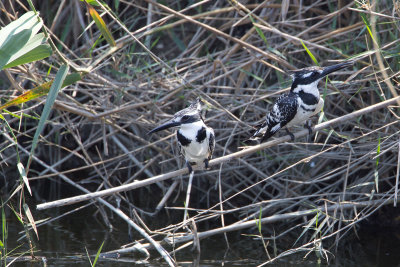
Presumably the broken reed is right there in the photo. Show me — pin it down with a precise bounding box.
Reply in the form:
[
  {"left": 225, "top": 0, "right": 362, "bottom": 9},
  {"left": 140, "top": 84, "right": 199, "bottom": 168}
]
[{"left": 1, "top": 0, "right": 399, "bottom": 265}]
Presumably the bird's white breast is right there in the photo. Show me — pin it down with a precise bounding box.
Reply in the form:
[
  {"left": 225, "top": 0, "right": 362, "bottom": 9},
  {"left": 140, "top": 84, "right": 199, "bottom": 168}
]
[
  {"left": 179, "top": 121, "right": 211, "bottom": 163},
  {"left": 286, "top": 96, "right": 323, "bottom": 127}
]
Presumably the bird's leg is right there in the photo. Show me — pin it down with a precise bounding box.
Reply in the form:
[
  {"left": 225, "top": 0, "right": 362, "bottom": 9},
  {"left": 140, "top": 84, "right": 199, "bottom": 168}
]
[
  {"left": 186, "top": 161, "right": 194, "bottom": 173},
  {"left": 304, "top": 121, "right": 313, "bottom": 142},
  {"left": 304, "top": 120, "right": 313, "bottom": 135},
  {"left": 204, "top": 158, "right": 210, "bottom": 169},
  {"left": 285, "top": 128, "right": 295, "bottom": 141}
]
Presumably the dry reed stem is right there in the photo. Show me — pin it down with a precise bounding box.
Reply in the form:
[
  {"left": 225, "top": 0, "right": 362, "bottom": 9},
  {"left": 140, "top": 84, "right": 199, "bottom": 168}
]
[
  {"left": 2, "top": 133, "right": 176, "bottom": 267},
  {"left": 145, "top": 0, "right": 292, "bottom": 72},
  {"left": 37, "top": 94, "right": 400, "bottom": 210},
  {"left": 3, "top": 1, "right": 400, "bottom": 264},
  {"left": 166, "top": 196, "right": 398, "bottom": 245}
]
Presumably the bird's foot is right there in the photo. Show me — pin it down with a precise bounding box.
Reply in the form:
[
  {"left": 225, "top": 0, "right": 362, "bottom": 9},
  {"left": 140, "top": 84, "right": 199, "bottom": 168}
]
[
  {"left": 204, "top": 158, "right": 210, "bottom": 170},
  {"left": 304, "top": 121, "right": 313, "bottom": 135},
  {"left": 186, "top": 161, "right": 194, "bottom": 173},
  {"left": 304, "top": 121, "right": 314, "bottom": 142},
  {"left": 285, "top": 128, "right": 295, "bottom": 141}
]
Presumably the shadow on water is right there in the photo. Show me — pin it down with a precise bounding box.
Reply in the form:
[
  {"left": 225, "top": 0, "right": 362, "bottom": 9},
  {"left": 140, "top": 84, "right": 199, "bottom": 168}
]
[{"left": 4, "top": 204, "right": 400, "bottom": 267}]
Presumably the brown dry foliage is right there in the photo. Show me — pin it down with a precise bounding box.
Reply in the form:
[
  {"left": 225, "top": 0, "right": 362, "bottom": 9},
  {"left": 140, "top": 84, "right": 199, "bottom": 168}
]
[{"left": 1, "top": 0, "right": 399, "bottom": 264}]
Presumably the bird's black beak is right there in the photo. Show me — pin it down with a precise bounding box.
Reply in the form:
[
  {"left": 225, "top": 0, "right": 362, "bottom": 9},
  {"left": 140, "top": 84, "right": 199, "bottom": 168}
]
[
  {"left": 321, "top": 61, "right": 353, "bottom": 78},
  {"left": 148, "top": 120, "right": 181, "bottom": 134}
]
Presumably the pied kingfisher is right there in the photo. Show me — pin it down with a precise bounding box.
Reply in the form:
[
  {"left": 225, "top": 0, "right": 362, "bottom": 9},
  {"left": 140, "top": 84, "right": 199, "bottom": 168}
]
[
  {"left": 149, "top": 98, "right": 215, "bottom": 173},
  {"left": 250, "top": 61, "right": 352, "bottom": 142}
]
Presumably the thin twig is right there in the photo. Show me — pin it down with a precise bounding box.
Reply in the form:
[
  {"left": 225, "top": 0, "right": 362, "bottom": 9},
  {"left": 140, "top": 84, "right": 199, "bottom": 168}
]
[
  {"left": 183, "top": 171, "right": 195, "bottom": 224},
  {"left": 2, "top": 134, "right": 176, "bottom": 266},
  {"left": 36, "top": 95, "right": 400, "bottom": 210},
  {"left": 166, "top": 197, "right": 399, "bottom": 245}
]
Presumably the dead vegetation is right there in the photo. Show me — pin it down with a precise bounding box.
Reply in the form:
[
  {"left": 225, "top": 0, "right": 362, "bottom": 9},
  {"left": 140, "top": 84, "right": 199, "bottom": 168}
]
[{"left": 1, "top": 0, "right": 400, "bottom": 266}]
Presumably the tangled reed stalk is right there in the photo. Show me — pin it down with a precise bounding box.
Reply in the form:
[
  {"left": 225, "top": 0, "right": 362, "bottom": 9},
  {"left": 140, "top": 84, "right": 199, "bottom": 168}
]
[{"left": 1, "top": 0, "right": 399, "bottom": 265}]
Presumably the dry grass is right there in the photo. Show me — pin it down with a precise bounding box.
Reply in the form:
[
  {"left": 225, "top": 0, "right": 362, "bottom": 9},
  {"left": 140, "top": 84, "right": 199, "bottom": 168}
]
[{"left": 1, "top": 0, "right": 400, "bottom": 265}]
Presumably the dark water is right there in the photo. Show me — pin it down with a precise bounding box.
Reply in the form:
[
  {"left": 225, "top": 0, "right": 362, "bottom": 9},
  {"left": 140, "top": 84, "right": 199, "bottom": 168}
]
[{"left": 4, "top": 204, "right": 400, "bottom": 267}]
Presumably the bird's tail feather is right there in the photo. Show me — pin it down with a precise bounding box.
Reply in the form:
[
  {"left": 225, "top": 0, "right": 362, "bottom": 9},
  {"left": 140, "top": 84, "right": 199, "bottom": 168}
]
[
  {"left": 244, "top": 126, "right": 268, "bottom": 145},
  {"left": 260, "top": 124, "right": 282, "bottom": 142},
  {"left": 260, "top": 130, "right": 274, "bottom": 143},
  {"left": 246, "top": 121, "right": 281, "bottom": 144}
]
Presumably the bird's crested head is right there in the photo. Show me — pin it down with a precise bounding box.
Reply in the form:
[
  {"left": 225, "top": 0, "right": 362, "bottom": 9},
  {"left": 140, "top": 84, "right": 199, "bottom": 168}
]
[
  {"left": 149, "top": 98, "right": 204, "bottom": 133},
  {"left": 288, "top": 61, "right": 353, "bottom": 92}
]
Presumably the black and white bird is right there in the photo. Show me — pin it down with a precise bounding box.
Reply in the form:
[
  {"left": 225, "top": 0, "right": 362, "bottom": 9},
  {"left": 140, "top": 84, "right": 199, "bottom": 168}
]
[
  {"left": 250, "top": 61, "right": 352, "bottom": 142},
  {"left": 149, "top": 98, "right": 215, "bottom": 173}
]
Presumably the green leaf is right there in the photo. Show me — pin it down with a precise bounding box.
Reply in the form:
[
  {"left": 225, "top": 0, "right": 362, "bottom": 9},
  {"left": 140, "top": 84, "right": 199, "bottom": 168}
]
[
  {"left": 150, "top": 36, "right": 161, "bottom": 49},
  {"left": 0, "top": 12, "right": 41, "bottom": 46},
  {"left": 92, "top": 241, "right": 105, "bottom": 267},
  {"left": 17, "top": 163, "right": 31, "bottom": 196},
  {"left": 0, "top": 73, "right": 81, "bottom": 110},
  {"left": 85, "top": 2, "right": 116, "bottom": 47},
  {"left": 300, "top": 40, "right": 319, "bottom": 65},
  {"left": 240, "top": 68, "right": 264, "bottom": 83},
  {"left": 62, "top": 73, "right": 82, "bottom": 87},
  {"left": 26, "top": 0, "right": 38, "bottom": 14},
  {"left": 23, "top": 203, "right": 38, "bottom": 239},
  {"left": 11, "top": 205, "right": 28, "bottom": 224},
  {"left": 0, "top": 81, "right": 52, "bottom": 110},
  {"left": 0, "top": 11, "right": 48, "bottom": 70},
  {"left": 2, "top": 207, "right": 6, "bottom": 244},
  {"left": 4, "top": 44, "right": 52, "bottom": 69},
  {"left": 360, "top": 14, "right": 378, "bottom": 45},
  {"left": 294, "top": 211, "right": 318, "bottom": 245},
  {"left": 249, "top": 15, "right": 268, "bottom": 46},
  {"left": 27, "top": 64, "right": 69, "bottom": 170},
  {"left": 81, "top": 0, "right": 100, "bottom": 6},
  {"left": 3, "top": 33, "right": 46, "bottom": 65}
]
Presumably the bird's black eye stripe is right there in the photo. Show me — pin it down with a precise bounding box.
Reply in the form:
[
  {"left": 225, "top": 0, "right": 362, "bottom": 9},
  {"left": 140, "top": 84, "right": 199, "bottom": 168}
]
[{"left": 182, "top": 115, "right": 189, "bottom": 121}]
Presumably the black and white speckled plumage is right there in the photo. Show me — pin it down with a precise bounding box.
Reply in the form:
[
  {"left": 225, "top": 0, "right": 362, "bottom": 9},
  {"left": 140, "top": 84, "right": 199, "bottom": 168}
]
[
  {"left": 251, "top": 62, "right": 352, "bottom": 143},
  {"left": 253, "top": 92, "right": 299, "bottom": 142}
]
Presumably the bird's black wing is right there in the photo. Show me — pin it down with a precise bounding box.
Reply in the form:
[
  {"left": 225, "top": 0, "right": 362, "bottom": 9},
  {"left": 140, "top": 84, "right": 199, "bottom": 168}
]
[
  {"left": 176, "top": 133, "right": 183, "bottom": 158},
  {"left": 260, "top": 93, "right": 298, "bottom": 142},
  {"left": 208, "top": 128, "right": 215, "bottom": 160},
  {"left": 176, "top": 130, "right": 191, "bottom": 157}
]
